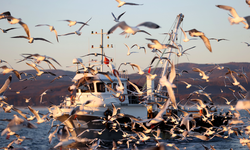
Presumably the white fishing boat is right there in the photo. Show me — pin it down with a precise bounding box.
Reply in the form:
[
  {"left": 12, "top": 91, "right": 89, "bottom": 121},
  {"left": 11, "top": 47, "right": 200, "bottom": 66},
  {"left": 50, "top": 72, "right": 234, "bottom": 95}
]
[{"left": 48, "top": 13, "right": 220, "bottom": 140}]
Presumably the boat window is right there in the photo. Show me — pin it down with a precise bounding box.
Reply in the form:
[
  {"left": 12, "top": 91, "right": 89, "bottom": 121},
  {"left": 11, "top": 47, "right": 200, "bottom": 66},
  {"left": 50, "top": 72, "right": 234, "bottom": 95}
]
[
  {"left": 113, "top": 83, "right": 117, "bottom": 91},
  {"left": 97, "top": 82, "right": 105, "bottom": 92},
  {"left": 106, "top": 83, "right": 112, "bottom": 92},
  {"left": 77, "top": 83, "right": 94, "bottom": 93}
]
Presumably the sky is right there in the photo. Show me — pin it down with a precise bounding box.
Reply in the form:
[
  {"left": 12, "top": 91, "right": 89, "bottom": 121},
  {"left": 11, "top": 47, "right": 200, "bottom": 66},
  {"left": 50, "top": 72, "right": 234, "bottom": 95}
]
[{"left": 0, "top": 0, "right": 249, "bottom": 74}]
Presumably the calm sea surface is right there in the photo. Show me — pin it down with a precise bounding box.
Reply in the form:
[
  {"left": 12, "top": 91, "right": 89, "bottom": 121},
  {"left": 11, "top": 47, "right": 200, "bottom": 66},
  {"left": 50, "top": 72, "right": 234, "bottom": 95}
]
[{"left": 0, "top": 106, "right": 249, "bottom": 150}]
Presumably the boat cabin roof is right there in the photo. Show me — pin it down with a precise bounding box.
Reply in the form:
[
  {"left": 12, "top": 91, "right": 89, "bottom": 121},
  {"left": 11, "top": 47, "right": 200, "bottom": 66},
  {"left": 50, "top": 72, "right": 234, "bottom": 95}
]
[{"left": 72, "top": 72, "right": 127, "bottom": 83}]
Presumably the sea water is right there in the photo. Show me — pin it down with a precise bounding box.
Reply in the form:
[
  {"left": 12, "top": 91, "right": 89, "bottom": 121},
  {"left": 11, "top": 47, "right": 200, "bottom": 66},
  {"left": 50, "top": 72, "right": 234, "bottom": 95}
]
[{"left": 0, "top": 106, "right": 249, "bottom": 150}]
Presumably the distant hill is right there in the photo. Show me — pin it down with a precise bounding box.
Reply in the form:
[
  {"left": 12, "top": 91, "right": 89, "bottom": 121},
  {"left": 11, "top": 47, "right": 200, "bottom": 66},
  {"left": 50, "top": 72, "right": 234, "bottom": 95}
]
[{"left": 1, "top": 62, "right": 250, "bottom": 106}]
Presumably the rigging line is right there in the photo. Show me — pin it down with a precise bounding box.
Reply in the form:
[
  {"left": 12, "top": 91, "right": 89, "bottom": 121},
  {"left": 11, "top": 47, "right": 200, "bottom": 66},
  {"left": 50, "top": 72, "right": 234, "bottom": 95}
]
[{"left": 141, "top": 17, "right": 178, "bottom": 91}]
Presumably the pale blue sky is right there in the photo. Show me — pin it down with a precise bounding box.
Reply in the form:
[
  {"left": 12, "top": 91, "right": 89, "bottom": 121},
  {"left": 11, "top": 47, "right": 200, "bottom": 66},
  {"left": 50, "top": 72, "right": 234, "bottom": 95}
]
[{"left": 0, "top": 0, "right": 249, "bottom": 73}]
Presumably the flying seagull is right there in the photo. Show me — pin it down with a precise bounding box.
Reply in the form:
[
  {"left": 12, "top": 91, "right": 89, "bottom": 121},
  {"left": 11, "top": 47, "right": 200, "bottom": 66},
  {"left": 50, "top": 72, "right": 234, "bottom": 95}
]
[
  {"left": 107, "top": 21, "right": 160, "bottom": 38},
  {"left": 111, "top": 11, "right": 126, "bottom": 22},
  {"left": 185, "top": 29, "right": 212, "bottom": 52},
  {"left": 216, "top": 5, "right": 246, "bottom": 25},
  {"left": 61, "top": 19, "right": 89, "bottom": 27},
  {"left": 115, "top": 0, "right": 142, "bottom": 8},
  {"left": 35, "top": 24, "right": 59, "bottom": 42},
  {"left": 0, "top": 27, "right": 19, "bottom": 33},
  {"left": 59, "top": 17, "right": 92, "bottom": 36}
]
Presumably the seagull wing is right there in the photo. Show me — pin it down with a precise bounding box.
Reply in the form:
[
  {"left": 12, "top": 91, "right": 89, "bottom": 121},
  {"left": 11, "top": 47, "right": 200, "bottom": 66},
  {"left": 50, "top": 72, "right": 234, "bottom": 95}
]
[
  {"left": 200, "top": 35, "right": 212, "bottom": 52},
  {"left": 0, "top": 75, "right": 12, "bottom": 96},
  {"left": 216, "top": 5, "right": 240, "bottom": 18},
  {"left": 33, "top": 38, "right": 53, "bottom": 44},
  {"left": 28, "top": 106, "right": 42, "bottom": 121},
  {"left": 108, "top": 21, "right": 128, "bottom": 34},
  {"left": 117, "top": 11, "right": 126, "bottom": 20},
  {"left": 78, "top": 17, "right": 92, "bottom": 31},
  {"left": 58, "top": 32, "right": 75, "bottom": 36},
  {"left": 111, "top": 12, "right": 117, "bottom": 20},
  {"left": 136, "top": 22, "right": 160, "bottom": 29},
  {"left": 19, "top": 21, "right": 30, "bottom": 38}
]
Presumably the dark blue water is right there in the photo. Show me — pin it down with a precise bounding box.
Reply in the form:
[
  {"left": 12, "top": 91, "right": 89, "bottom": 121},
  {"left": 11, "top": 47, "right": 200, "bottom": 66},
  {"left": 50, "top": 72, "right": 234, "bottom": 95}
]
[{"left": 0, "top": 107, "right": 249, "bottom": 150}]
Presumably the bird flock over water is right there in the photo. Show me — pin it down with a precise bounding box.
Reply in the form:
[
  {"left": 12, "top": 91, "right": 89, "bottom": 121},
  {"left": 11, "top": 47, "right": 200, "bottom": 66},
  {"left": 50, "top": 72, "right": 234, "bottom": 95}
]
[{"left": 0, "top": 0, "right": 250, "bottom": 150}]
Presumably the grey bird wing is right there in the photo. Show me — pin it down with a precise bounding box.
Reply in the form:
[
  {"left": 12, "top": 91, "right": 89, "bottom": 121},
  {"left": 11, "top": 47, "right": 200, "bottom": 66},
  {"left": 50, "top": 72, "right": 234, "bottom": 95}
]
[
  {"left": 108, "top": 21, "right": 128, "bottom": 34},
  {"left": 35, "top": 24, "right": 50, "bottom": 27},
  {"left": 138, "top": 30, "right": 151, "bottom": 36},
  {"left": 244, "top": 16, "right": 250, "bottom": 29},
  {"left": 33, "top": 38, "right": 53, "bottom": 44},
  {"left": 0, "top": 75, "right": 12, "bottom": 96},
  {"left": 124, "top": 2, "right": 142, "bottom": 6},
  {"left": 117, "top": 11, "right": 126, "bottom": 20},
  {"left": 11, "top": 35, "right": 29, "bottom": 39},
  {"left": 5, "top": 27, "right": 19, "bottom": 32},
  {"left": 78, "top": 17, "right": 92, "bottom": 31},
  {"left": 136, "top": 22, "right": 160, "bottom": 29},
  {"left": 19, "top": 21, "right": 30, "bottom": 38},
  {"left": 48, "top": 57, "right": 61, "bottom": 67},
  {"left": 200, "top": 35, "right": 212, "bottom": 52},
  {"left": 58, "top": 32, "right": 75, "bottom": 36},
  {"left": 111, "top": 12, "right": 117, "bottom": 20},
  {"left": 43, "top": 60, "right": 57, "bottom": 70}
]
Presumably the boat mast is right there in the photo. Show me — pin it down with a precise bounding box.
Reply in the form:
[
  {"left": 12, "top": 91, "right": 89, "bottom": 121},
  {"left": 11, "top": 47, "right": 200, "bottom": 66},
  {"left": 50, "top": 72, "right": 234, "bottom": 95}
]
[
  {"left": 91, "top": 29, "right": 112, "bottom": 72},
  {"left": 156, "top": 13, "right": 184, "bottom": 93}
]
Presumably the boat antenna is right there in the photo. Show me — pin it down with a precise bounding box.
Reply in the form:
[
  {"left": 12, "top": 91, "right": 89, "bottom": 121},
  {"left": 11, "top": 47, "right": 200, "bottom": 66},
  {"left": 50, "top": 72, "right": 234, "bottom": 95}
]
[
  {"left": 91, "top": 29, "right": 113, "bottom": 72},
  {"left": 156, "top": 13, "right": 184, "bottom": 93}
]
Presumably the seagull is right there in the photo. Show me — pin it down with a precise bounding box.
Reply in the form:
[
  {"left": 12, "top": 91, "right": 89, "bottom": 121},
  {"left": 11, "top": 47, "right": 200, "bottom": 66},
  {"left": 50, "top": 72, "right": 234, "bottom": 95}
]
[
  {"left": 128, "top": 80, "right": 144, "bottom": 96},
  {"left": 146, "top": 38, "right": 178, "bottom": 51},
  {"left": 159, "top": 61, "right": 177, "bottom": 109},
  {"left": 242, "top": 42, "right": 250, "bottom": 46},
  {"left": 131, "top": 44, "right": 146, "bottom": 54},
  {"left": 220, "top": 96, "right": 234, "bottom": 105},
  {"left": 0, "top": 75, "right": 12, "bottom": 100},
  {"left": 0, "top": 27, "right": 19, "bottom": 33},
  {"left": 124, "top": 43, "right": 138, "bottom": 56},
  {"left": 209, "top": 38, "right": 229, "bottom": 42},
  {"left": 40, "top": 89, "right": 50, "bottom": 103},
  {"left": 24, "top": 97, "right": 31, "bottom": 103},
  {"left": 180, "top": 27, "right": 197, "bottom": 42},
  {"left": 165, "top": 46, "right": 196, "bottom": 57},
  {"left": 180, "top": 81, "right": 192, "bottom": 89},
  {"left": 1, "top": 114, "right": 37, "bottom": 139},
  {"left": 59, "top": 17, "right": 91, "bottom": 36},
  {"left": 35, "top": 24, "right": 59, "bottom": 42},
  {"left": 111, "top": 11, "right": 126, "bottom": 22},
  {"left": 107, "top": 21, "right": 160, "bottom": 38},
  {"left": 0, "top": 65, "right": 21, "bottom": 80},
  {"left": 19, "top": 53, "right": 62, "bottom": 69},
  {"left": 115, "top": 0, "right": 142, "bottom": 8},
  {"left": 185, "top": 29, "right": 212, "bottom": 52},
  {"left": 192, "top": 67, "right": 211, "bottom": 82},
  {"left": 26, "top": 62, "right": 56, "bottom": 77},
  {"left": 50, "top": 75, "right": 69, "bottom": 83},
  {"left": 61, "top": 19, "right": 89, "bottom": 27},
  {"left": 216, "top": 5, "right": 246, "bottom": 25},
  {"left": 117, "top": 62, "right": 130, "bottom": 70},
  {"left": 28, "top": 106, "right": 47, "bottom": 124},
  {"left": 130, "top": 63, "right": 144, "bottom": 75},
  {"left": 11, "top": 35, "right": 52, "bottom": 44}
]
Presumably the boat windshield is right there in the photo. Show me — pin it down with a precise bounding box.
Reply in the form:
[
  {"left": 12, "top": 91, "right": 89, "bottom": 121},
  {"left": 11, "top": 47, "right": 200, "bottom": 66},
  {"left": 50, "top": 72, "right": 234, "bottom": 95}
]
[
  {"left": 77, "top": 83, "right": 94, "bottom": 93},
  {"left": 96, "top": 82, "right": 105, "bottom": 92}
]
